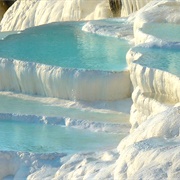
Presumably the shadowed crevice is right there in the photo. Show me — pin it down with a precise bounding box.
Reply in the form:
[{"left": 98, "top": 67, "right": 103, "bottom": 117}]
[{"left": 109, "top": 0, "right": 121, "bottom": 17}]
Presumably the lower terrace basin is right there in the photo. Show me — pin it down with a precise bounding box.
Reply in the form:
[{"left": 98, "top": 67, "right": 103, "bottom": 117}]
[
  {"left": 0, "top": 85, "right": 130, "bottom": 154},
  {"left": 0, "top": 118, "right": 122, "bottom": 153}
]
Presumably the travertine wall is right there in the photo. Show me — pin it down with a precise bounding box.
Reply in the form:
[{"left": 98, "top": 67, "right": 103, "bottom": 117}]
[{"left": 0, "top": 0, "right": 153, "bottom": 31}]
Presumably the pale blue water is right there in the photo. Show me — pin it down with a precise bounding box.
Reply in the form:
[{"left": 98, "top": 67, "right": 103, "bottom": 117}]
[
  {"left": 0, "top": 31, "right": 19, "bottom": 40},
  {"left": 0, "top": 94, "right": 125, "bottom": 124},
  {"left": 0, "top": 119, "right": 121, "bottom": 153},
  {"left": 136, "top": 22, "right": 180, "bottom": 76},
  {"left": 134, "top": 46, "right": 180, "bottom": 76},
  {"left": 0, "top": 22, "right": 130, "bottom": 71},
  {"left": 143, "top": 23, "right": 180, "bottom": 42},
  {"left": 0, "top": 93, "right": 129, "bottom": 153}
]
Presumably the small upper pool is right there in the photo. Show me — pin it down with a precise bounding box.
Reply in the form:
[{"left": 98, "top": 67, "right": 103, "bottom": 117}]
[
  {"left": 0, "top": 22, "right": 130, "bottom": 71},
  {"left": 133, "top": 45, "right": 180, "bottom": 77},
  {"left": 143, "top": 23, "right": 180, "bottom": 42}
]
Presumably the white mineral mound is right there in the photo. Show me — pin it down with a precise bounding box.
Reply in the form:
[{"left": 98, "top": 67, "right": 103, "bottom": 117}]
[
  {"left": 0, "top": 0, "right": 153, "bottom": 31},
  {"left": 0, "top": 0, "right": 112, "bottom": 31}
]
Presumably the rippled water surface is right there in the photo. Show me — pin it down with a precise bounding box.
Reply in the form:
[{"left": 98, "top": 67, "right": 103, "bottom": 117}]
[
  {"left": 0, "top": 22, "right": 130, "bottom": 71},
  {"left": 0, "top": 119, "right": 122, "bottom": 153},
  {"left": 134, "top": 46, "right": 180, "bottom": 76}
]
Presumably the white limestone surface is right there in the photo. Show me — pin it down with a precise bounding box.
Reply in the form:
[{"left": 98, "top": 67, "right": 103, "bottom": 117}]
[
  {"left": 0, "top": 0, "right": 112, "bottom": 31},
  {"left": 0, "top": 0, "right": 154, "bottom": 31},
  {"left": 133, "top": 0, "right": 180, "bottom": 45},
  {"left": 0, "top": 0, "right": 179, "bottom": 179},
  {"left": 82, "top": 18, "right": 134, "bottom": 41},
  {"left": 113, "top": 1, "right": 180, "bottom": 179},
  {"left": 0, "top": 58, "right": 131, "bottom": 101}
]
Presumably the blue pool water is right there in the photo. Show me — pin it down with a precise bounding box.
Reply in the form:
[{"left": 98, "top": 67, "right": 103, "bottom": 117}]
[
  {"left": 0, "top": 22, "right": 130, "bottom": 71},
  {"left": 143, "top": 23, "right": 180, "bottom": 42},
  {"left": 0, "top": 94, "right": 127, "bottom": 124},
  {"left": 0, "top": 93, "right": 130, "bottom": 153},
  {"left": 0, "top": 119, "right": 121, "bottom": 153},
  {"left": 134, "top": 46, "right": 180, "bottom": 76}
]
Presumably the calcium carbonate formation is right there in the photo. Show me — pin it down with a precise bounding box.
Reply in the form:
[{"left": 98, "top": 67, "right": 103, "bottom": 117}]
[
  {"left": 115, "top": 1, "right": 180, "bottom": 179},
  {"left": 0, "top": 58, "right": 131, "bottom": 101},
  {"left": 0, "top": 0, "right": 179, "bottom": 179},
  {"left": 0, "top": 0, "right": 153, "bottom": 31}
]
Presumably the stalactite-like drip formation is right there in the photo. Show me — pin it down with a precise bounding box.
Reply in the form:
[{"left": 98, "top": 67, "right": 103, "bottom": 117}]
[{"left": 109, "top": 0, "right": 121, "bottom": 17}]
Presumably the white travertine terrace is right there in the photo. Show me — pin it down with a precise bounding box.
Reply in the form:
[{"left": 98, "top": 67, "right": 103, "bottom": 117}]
[
  {"left": 114, "top": 1, "right": 180, "bottom": 179},
  {"left": 0, "top": 0, "right": 179, "bottom": 179},
  {"left": 133, "top": 0, "right": 180, "bottom": 45},
  {"left": 0, "top": 58, "right": 131, "bottom": 101}
]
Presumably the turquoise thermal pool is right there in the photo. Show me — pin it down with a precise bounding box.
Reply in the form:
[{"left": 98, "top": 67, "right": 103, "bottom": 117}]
[
  {"left": 0, "top": 94, "right": 129, "bottom": 124},
  {"left": 0, "top": 119, "right": 122, "bottom": 153},
  {"left": 0, "top": 22, "right": 130, "bottom": 71},
  {"left": 133, "top": 46, "right": 180, "bottom": 76},
  {"left": 0, "top": 94, "right": 130, "bottom": 153}
]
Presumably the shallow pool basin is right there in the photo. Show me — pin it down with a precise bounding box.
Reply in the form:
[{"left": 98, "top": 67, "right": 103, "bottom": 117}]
[
  {"left": 0, "top": 22, "right": 130, "bottom": 71},
  {"left": 142, "top": 23, "right": 180, "bottom": 42}
]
